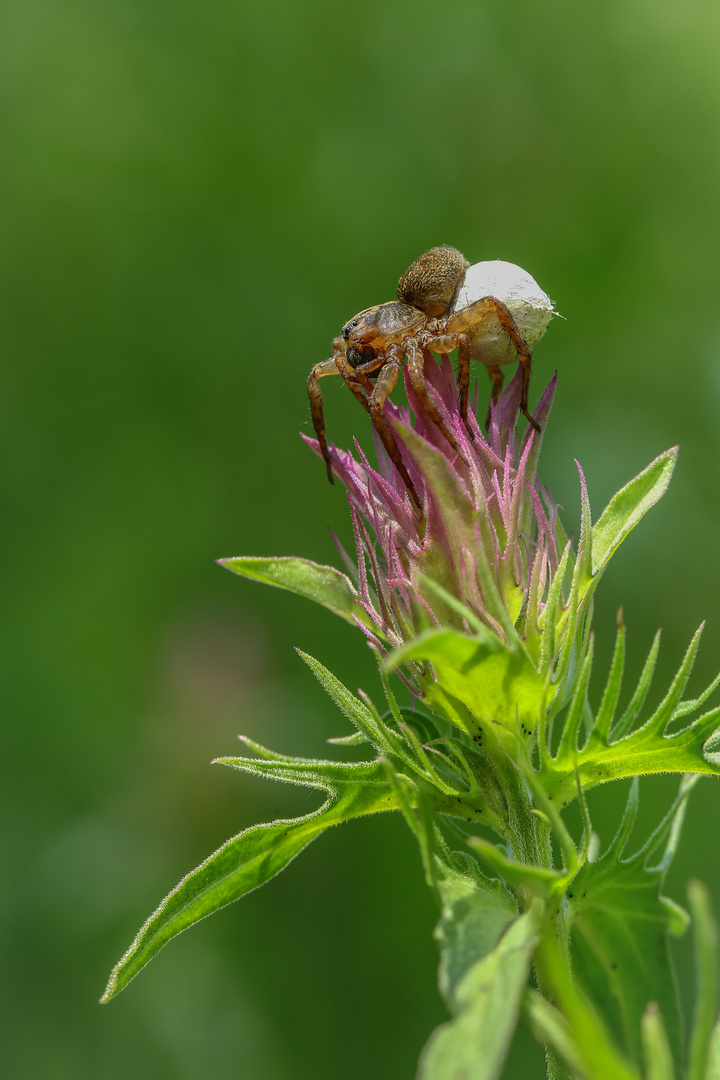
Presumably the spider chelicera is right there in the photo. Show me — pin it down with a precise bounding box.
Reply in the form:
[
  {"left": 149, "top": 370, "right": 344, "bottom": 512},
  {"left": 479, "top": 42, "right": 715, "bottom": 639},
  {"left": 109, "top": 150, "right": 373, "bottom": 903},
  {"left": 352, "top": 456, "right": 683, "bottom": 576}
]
[{"left": 307, "top": 246, "right": 554, "bottom": 508}]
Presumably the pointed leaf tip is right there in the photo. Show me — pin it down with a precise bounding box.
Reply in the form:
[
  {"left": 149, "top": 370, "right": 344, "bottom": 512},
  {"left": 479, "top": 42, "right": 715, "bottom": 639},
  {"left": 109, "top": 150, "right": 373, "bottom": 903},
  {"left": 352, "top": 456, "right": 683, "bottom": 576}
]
[
  {"left": 101, "top": 757, "right": 400, "bottom": 1003},
  {"left": 591, "top": 448, "right": 678, "bottom": 577},
  {"left": 219, "top": 555, "right": 379, "bottom": 632}
]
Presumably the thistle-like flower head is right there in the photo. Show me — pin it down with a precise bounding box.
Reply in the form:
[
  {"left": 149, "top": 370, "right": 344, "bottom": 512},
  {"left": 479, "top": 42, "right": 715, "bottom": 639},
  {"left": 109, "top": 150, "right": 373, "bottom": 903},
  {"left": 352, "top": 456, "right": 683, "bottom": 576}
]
[
  {"left": 304, "top": 357, "right": 563, "bottom": 668},
  {"left": 228, "top": 353, "right": 674, "bottom": 743}
]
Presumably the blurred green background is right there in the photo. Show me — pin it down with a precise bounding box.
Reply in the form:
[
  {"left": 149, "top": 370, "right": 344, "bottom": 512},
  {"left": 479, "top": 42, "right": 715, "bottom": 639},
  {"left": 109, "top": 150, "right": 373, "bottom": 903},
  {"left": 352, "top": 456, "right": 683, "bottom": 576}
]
[{"left": 3, "top": 0, "right": 720, "bottom": 1076}]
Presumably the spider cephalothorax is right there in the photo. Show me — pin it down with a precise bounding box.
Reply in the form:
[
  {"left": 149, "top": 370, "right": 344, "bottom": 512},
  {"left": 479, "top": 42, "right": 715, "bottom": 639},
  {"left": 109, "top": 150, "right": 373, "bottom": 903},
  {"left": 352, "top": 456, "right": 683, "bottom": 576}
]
[{"left": 307, "top": 247, "right": 554, "bottom": 507}]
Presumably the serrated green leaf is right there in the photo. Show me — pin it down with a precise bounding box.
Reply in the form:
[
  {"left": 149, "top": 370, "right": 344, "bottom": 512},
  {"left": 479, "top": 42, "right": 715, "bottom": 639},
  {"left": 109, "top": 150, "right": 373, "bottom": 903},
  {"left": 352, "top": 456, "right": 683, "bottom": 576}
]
[
  {"left": 687, "top": 880, "right": 719, "bottom": 1080},
  {"left": 566, "top": 778, "right": 695, "bottom": 1072},
  {"left": 672, "top": 669, "right": 720, "bottom": 722},
  {"left": 540, "top": 626, "right": 720, "bottom": 806},
  {"left": 418, "top": 897, "right": 542, "bottom": 1080},
  {"left": 101, "top": 757, "right": 400, "bottom": 1003},
  {"left": 612, "top": 630, "right": 661, "bottom": 741},
  {"left": 219, "top": 555, "right": 378, "bottom": 632},
  {"left": 591, "top": 448, "right": 677, "bottom": 577}
]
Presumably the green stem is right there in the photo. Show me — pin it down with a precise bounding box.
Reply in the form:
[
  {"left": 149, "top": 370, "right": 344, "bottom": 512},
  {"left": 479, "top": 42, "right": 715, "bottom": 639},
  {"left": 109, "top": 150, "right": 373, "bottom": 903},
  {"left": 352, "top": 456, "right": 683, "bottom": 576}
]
[{"left": 490, "top": 745, "right": 577, "bottom": 1079}]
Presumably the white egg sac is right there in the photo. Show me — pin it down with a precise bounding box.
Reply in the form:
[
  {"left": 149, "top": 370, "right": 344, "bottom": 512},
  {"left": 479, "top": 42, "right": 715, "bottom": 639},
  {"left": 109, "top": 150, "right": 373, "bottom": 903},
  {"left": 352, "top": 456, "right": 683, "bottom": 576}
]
[{"left": 450, "top": 261, "right": 555, "bottom": 367}]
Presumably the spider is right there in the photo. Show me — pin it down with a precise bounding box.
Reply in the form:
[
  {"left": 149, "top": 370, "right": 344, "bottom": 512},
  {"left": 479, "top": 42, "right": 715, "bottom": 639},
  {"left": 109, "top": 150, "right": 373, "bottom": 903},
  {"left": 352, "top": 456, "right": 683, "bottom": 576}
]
[{"left": 307, "top": 246, "right": 554, "bottom": 508}]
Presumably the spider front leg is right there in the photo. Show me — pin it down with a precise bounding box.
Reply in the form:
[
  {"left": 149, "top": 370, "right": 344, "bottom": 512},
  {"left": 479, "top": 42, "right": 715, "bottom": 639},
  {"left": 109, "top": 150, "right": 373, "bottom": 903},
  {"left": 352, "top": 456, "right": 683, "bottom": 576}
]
[
  {"left": 448, "top": 296, "right": 541, "bottom": 433},
  {"left": 368, "top": 350, "right": 420, "bottom": 510},
  {"left": 334, "top": 348, "right": 384, "bottom": 414},
  {"left": 308, "top": 353, "right": 344, "bottom": 483}
]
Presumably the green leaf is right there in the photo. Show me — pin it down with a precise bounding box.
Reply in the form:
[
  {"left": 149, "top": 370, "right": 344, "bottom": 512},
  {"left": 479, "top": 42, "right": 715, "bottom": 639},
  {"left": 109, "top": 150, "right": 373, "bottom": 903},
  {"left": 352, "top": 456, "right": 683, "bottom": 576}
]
[
  {"left": 591, "top": 448, "right": 677, "bottom": 577},
  {"left": 298, "top": 649, "right": 408, "bottom": 760},
  {"left": 523, "top": 990, "right": 585, "bottom": 1078},
  {"left": 385, "top": 627, "right": 546, "bottom": 739},
  {"left": 687, "top": 880, "right": 719, "bottom": 1080},
  {"left": 706, "top": 1020, "right": 720, "bottom": 1080},
  {"left": 326, "top": 730, "right": 368, "bottom": 746},
  {"left": 219, "top": 555, "right": 378, "bottom": 632},
  {"left": 641, "top": 1003, "right": 675, "bottom": 1080},
  {"left": 611, "top": 629, "right": 660, "bottom": 742},
  {"left": 468, "top": 834, "right": 572, "bottom": 901},
  {"left": 101, "top": 755, "right": 402, "bottom": 1003},
  {"left": 593, "top": 612, "right": 626, "bottom": 742},
  {"left": 540, "top": 625, "right": 720, "bottom": 806},
  {"left": 432, "top": 864, "right": 518, "bottom": 1004},
  {"left": 418, "top": 894, "right": 542, "bottom": 1080},
  {"left": 529, "top": 927, "right": 643, "bottom": 1080},
  {"left": 567, "top": 777, "right": 695, "bottom": 1072}
]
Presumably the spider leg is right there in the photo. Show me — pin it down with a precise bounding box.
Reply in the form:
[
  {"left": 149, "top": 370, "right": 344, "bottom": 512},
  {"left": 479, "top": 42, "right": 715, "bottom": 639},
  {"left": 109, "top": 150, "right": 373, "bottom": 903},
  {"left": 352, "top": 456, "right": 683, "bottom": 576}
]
[
  {"left": 457, "top": 336, "right": 472, "bottom": 439},
  {"left": 485, "top": 364, "right": 504, "bottom": 429},
  {"left": 334, "top": 352, "right": 376, "bottom": 413},
  {"left": 369, "top": 354, "right": 420, "bottom": 510},
  {"left": 308, "top": 356, "right": 344, "bottom": 483},
  {"left": 407, "top": 339, "right": 468, "bottom": 463},
  {"left": 447, "top": 296, "right": 540, "bottom": 433}
]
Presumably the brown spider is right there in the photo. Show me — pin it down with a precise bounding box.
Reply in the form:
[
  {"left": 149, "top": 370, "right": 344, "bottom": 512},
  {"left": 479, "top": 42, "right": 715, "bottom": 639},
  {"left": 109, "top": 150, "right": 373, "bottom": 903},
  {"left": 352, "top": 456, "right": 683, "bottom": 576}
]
[{"left": 307, "top": 246, "right": 553, "bottom": 508}]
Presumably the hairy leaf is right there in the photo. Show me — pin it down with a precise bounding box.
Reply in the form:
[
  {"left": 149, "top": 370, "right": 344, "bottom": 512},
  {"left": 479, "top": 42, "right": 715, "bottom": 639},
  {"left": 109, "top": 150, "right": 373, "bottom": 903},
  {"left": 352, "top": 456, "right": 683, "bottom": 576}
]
[
  {"left": 523, "top": 990, "right": 586, "bottom": 1078},
  {"left": 567, "top": 778, "right": 695, "bottom": 1072},
  {"left": 687, "top": 880, "right": 718, "bottom": 1080},
  {"left": 524, "top": 990, "right": 644, "bottom": 1080},
  {"left": 641, "top": 1003, "right": 675, "bottom": 1080},
  {"left": 591, "top": 449, "right": 677, "bottom": 577},
  {"left": 539, "top": 624, "right": 720, "bottom": 806},
  {"left": 386, "top": 627, "right": 546, "bottom": 739},
  {"left": 298, "top": 649, "right": 409, "bottom": 761},
  {"left": 219, "top": 555, "right": 377, "bottom": 631},
  {"left": 707, "top": 1021, "right": 720, "bottom": 1080},
  {"left": 418, "top": 893, "right": 541, "bottom": 1080},
  {"left": 101, "top": 755, "right": 402, "bottom": 1003},
  {"left": 432, "top": 864, "right": 517, "bottom": 1004},
  {"left": 526, "top": 931, "right": 642, "bottom": 1080}
]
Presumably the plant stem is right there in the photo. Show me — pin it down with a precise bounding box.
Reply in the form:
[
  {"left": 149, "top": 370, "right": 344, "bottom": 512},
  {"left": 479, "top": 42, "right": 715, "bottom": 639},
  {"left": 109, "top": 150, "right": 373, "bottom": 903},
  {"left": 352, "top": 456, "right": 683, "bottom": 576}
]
[{"left": 491, "top": 747, "right": 578, "bottom": 1078}]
